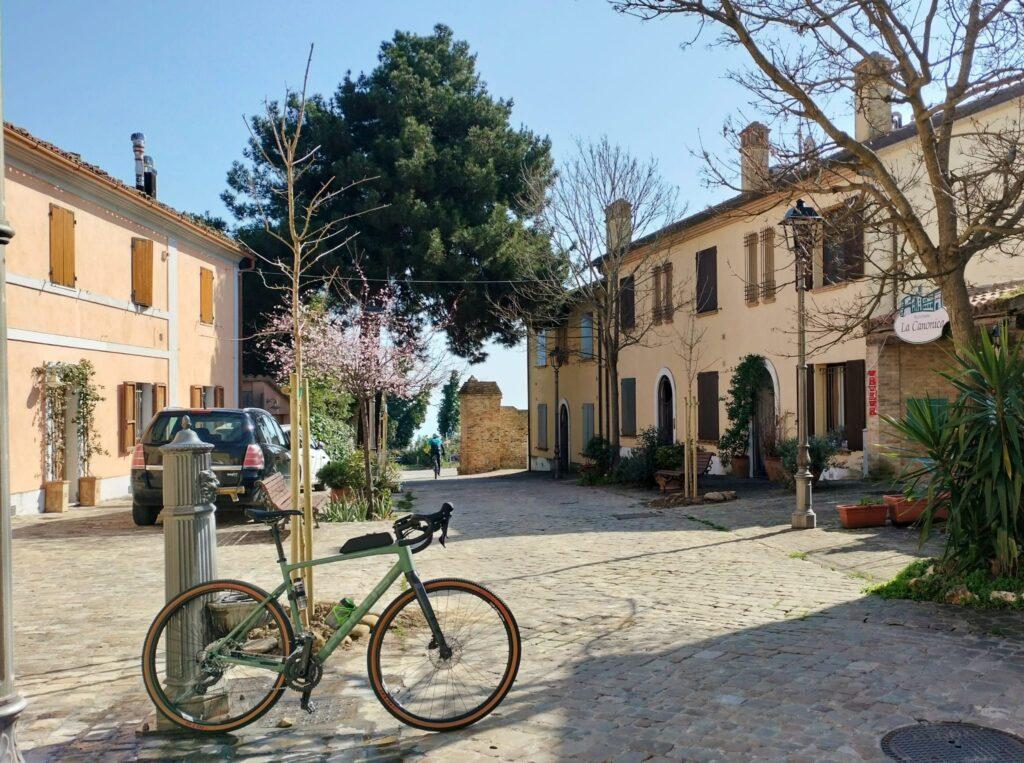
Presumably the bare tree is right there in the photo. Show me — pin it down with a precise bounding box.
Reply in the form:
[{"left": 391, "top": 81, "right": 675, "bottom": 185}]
[
  {"left": 234, "top": 45, "right": 379, "bottom": 609},
  {"left": 509, "top": 137, "right": 682, "bottom": 459},
  {"left": 613, "top": 0, "right": 1024, "bottom": 348}
]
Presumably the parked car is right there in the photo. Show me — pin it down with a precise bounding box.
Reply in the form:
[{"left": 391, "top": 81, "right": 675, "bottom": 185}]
[
  {"left": 281, "top": 424, "right": 329, "bottom": 491},
  {"left": 130, "top": 407, "right": 291, "bottom": 526}
]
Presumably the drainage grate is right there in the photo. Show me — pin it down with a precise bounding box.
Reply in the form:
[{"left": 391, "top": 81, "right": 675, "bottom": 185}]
[{"left": 881, "top": 722, "right": 1024, "bottom": 762}]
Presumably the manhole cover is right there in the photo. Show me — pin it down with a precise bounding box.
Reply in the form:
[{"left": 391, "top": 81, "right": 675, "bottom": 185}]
[
  {"left": 881, "top": 722, "right": 1024, "bottom": 762},
  {"left": 613, "top": 511, "right": 661, "bottom": 520}
]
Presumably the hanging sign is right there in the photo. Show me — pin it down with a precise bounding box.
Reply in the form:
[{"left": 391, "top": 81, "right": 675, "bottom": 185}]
[
  {"left": 867, "top": 369, "right": 878, "bottom": 416},
  {"left": 894, "top": 289, "right": 948, "bottom": 344}
]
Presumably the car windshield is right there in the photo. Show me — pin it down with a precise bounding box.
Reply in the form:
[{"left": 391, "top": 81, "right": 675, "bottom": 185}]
[{"left": 146, "top": 412, "right": 249, "bottom": 447}]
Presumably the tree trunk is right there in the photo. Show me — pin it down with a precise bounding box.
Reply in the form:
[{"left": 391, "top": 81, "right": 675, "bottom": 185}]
[
  {"left": 608, "top": 351, "right": 621, "bottom": 463},
  {"left": 937, "top": 264, "right": 979, "bottom": 348},
  {"left": 360, "top": 398, "right": 374, "bottom": 515}
]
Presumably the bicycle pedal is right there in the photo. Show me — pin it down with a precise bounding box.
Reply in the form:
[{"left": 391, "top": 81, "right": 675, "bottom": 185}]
[{"left": 300, "top": 695, "right": 316, "bottom": 714}]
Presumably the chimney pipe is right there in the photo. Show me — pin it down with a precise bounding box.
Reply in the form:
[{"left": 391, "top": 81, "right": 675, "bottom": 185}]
[
  {"left": 739, "top": 122, "right": 770, "bottom": 192},
  {"left": 143, "top": 155, "right": 157, "bottom": 199},
  {"left": 854, "top": 55, "right": 894, "bottom": 142},
  {"left": 605, "top": 199, "right": 633, "bottom": 256},
  {"left": 131, "top": 132, "right": 146, "bottom": 191}
]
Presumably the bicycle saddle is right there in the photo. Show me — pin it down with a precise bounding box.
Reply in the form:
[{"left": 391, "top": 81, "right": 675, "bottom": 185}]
[{"left": 245, "top": 508, "right": 302, "bottom": 523}]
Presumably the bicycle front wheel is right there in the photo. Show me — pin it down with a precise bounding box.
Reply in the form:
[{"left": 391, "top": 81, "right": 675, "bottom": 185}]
[
  {"left": 141, "top": 579, "right": 293, "bottom": 733},
  {"left": 367, "top": 578, "right": 521, "bottom": 731}
]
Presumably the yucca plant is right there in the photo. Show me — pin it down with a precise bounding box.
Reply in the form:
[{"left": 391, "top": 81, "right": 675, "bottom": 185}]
[{"left": 884, "top": 326, "right": 1024, "bottom": 576}]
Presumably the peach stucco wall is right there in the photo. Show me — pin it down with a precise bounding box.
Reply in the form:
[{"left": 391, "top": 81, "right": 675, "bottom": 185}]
[{"left": 3, "top": 137, "right": 242, "bottom": 511}]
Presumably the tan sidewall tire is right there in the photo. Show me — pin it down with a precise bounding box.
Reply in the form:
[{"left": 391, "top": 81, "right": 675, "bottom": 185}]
[
  {"left": 141, "top": 579, "right": 293, "bottom": 733},
  {"left": 367, "top": 578, "right": 521, "bottom": 732}
]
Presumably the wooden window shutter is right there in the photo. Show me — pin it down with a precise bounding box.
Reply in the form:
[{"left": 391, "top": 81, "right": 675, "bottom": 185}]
[
  {"left": 153, "top": 383, "right": 167, "bottom": 416},
  {"left": 744, "top": 233, "right": 759, "bottom": 303},
  {"left": 537, "top": 404, "right": 548, "bottom": 449},
  {"left": 49, "top": 204, "right": 76, "bottom": 287},
  {"left": 652, "top": 266, "right": 663, "bottom": 324},
  {"left": 696, "top": 247, "right": 718, "bottom": 314},
  {"left": 214, "top": 385, "right": 225, "bottom": 408},
  {"left": 121, "top": 382, "right": 137, "bottom": 454},
  {"left": 844, "top": 359, "right": 866, "bottom": 450},
  {"left": 199, "top": 268, "right": 214, "bottom": 324},
  {"left": 662, "top": 262, "right": 673, "bottom": 322},
  {"left": 619, "top": 276, "right": 636, "bottom": 330},
  {"left": 621, "top": 378, "right": 637, "bottom": 437},
  {"left": 190, "top": 385, "right": 204, "bottom": 407},
  {"left": 761, "top": 228, "right": 776, "bottom": 299},
  {"left": 697, "top": 371, "right": 720, "bottom": 441},
  {"left": 131, "top": 238, "right": 154, "bottom": 306}
]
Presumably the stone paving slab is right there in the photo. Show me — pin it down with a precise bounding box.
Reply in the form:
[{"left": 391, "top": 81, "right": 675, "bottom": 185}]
[{"left": 9, "top": 472, "right": 1024, "bottom": 761}]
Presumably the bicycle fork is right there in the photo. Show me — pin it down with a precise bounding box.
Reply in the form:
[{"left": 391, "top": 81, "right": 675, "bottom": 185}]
[{"left": 405, "top": 572, "right": 452, "bottom": 659}]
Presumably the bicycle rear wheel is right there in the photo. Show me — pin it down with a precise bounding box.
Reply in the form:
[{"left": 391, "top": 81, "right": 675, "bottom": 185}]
[
  {"left": 141, "top": 579, "right": 293, "bottom": 733},
  {"left": 367, "top": 578, "right": 521, "bottom": 731}
]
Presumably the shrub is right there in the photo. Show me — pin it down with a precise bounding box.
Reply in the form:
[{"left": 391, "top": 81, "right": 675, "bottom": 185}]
[
  {"left": 778, "top": 431, "right": 842, "bottom": 486},
  {"left": 317, "top": 451, "right": 364, "bottom": 490},
  {"left": 611, "top": 427, "right": 663, "bottom": 486},
  {"left": 581, "top": 436, "right": 614, "bottom": 475},
  {"left": 719, "top": 354, "right": 770, "bottom": 465},
  {"left": 655, "top": 444, "right": 686, "bottom": 470},
  {"left": 885, "top": 326, "right": 1024, "bottom": 576}
]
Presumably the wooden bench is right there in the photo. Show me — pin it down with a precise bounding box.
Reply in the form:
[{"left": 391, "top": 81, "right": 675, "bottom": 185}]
[
  {"left": 654, "top": 452, "right": 714, "bottom": 493},
  {"left": 255, "top": 472, "right": 330, "bottom": 521}
]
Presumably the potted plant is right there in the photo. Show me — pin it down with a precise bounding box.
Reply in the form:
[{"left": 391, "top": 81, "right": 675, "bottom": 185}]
[
  {"left": 779, "top": 432, "right": 842, "bottom": 487},
  {"left": 36, "top": 360, "right": 106, "bottom": 511},
  {"left": 317, "top": 451, "right": 363, "bottom": 501},
  {"left": 837, "top": 495, "right": 888, "bottom": 528},
  {"left": 759, "top": 414, "right": 785, "bottom": 483},
  {"left": 884, "top": 491, "right": 949, "bottom": 525}
]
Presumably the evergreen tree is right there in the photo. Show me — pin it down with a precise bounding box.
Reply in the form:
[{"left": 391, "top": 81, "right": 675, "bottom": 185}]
[
  {"left": 388, "top": 390, "right": 431, "bottom": 450},
  {"left": 437, "top": 371, "right": 461, "bottom": 438}
]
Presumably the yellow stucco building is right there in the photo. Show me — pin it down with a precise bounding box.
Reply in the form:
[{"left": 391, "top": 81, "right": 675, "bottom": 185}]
[
  {"left": 528, "top": 78, "right": 1024, "bottom": 479},
  {"left": 4, "top": 125, "right": 249, "bottom": 512}
]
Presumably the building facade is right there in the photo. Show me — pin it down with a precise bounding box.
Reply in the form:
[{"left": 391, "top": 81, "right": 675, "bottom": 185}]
[
  {"left": 4, "top": 124, "right": 248, "bottom": 512},
  {"left": 528, "top": 79, "right": 1024, "bottom": 478}
]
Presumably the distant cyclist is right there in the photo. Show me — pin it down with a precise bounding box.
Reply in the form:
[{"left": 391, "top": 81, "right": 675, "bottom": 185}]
[{"left": 428, "top": 434, "right": 446, "bottom": 478}]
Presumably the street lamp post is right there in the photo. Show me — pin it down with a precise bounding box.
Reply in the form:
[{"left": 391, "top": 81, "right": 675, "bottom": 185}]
[{"left": 781, "top": 199, "right": 823, "bottom": 530}]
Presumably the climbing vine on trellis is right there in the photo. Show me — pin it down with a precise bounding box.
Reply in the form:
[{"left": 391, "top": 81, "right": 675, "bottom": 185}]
[{"left": 34, "top": 360, "right": 106, "bottom": 481}]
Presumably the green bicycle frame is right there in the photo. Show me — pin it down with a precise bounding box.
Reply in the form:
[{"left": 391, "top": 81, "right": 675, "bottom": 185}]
[{"left": 213, "top": 540, "right": 417, "bottom": 671}]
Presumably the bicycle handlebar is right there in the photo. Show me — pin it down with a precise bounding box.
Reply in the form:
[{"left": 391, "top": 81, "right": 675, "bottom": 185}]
[{"left": 393, "top": 502, "right": 454, "bottom": 554}]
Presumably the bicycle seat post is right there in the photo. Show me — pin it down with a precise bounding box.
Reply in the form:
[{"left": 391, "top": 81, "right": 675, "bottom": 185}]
[{"left": 270, "top": 522, "right": 287, "bottom": 565}]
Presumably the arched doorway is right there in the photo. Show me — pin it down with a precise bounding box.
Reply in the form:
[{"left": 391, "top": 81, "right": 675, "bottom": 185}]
[
  {"left": 657, "top": 376, "right": 674, "bottom": 444},
  {"left": 558, "top": 403, "right": 570, "bottom": 474}
]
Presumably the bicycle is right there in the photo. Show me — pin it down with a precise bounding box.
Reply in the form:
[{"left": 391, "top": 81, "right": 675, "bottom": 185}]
[
  {"left": 141, "top": 503, "right": 521, "bottom": 733},
  {"left": 431, "top": 451, "right": 442, "bottom": 479}
]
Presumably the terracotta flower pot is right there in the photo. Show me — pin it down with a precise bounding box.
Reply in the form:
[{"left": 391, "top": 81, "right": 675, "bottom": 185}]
[
  {"left": 330, "top": 486, "right": 353, "bottom": 502},
  {"left": 837, "top": 502, "right": 888, "bottom": 529},
  {"left": 885, "top": 494, "right": 948, "bottom": 525},
  {"left": 764, "top": 457, "right": 786, "bottom": 483},
  {"left": 78, "top": 476, "right": 99, "bottom": 507},
  {"left": 44, "top": 480, "right": 69, "bottom": 513},
  {"left": 730, "top": 455, "right": 750, "bottom": 477}
]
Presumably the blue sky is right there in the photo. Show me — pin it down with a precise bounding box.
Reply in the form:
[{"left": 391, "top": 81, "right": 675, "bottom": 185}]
[{"left": 5, "top": 0, "right": 751, "bottom": 437}]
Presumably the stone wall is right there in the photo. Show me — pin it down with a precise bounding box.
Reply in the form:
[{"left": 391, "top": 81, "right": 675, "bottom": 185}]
[{"left": 458, "top": 378, "right": 528, "bottom": 475}]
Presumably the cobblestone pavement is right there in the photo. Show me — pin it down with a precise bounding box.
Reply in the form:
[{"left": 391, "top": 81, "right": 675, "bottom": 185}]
[{"left": 11, "top": 473, "right": 1024, "bottom": 761}]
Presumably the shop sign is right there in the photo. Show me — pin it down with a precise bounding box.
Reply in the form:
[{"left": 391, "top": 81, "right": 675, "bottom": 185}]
[
  {"left": 895, "top": 289, "right": 948, "bottom": 344},
  {"left": 867, "top": 369, "right": 878, "bottom": 416}
]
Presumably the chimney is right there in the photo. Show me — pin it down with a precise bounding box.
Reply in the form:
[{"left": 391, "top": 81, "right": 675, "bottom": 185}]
[
  {"left": 143, "top": 154, "right": 157, "bottom": 199},
  {"left": 854, "top": 55, "right": 894, "bottom": 142},
  {"left": 131, "top": 132, "right": 146, "bottom": 191},
  {"left": 605, "top": 198, "right": 633, "bottom": 255},
  {"left": 739, "top": 122, "right": 770, "bottom": 192}
]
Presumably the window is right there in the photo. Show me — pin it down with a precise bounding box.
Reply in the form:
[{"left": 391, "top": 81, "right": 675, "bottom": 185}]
[
  {"left": 537, "top": 404, "right": 548, "bottom": 449},
  {"left": 652, "top": 267, "right": 663, "bottom": 322},
  {"left": 131, "top": 238, "right": 154, "bottom": 306},
  {"left": 619, "top": 275, "right": 636, "bottom": 330},
  {"left": 621, "top": 378, "right": 637, "bottom": 437},
  {"left": 580, "top": 313, "right": 594, "bottom": 359},
  {"left": 49, "top": 204, "right": 76, "bottom": 288},
  {"left": 821, "top": 203, "right": 864, "bottom": 286},
  {"left": 582, "top": 403, "right": 595, "bottom": 449},
  {"left": 120, "top": 382, "right": 137, "bottom": 454},
  {"left": 697, "top": 371, "right": 720, "bottom": 441},
  {"left": 535, "top": 331, "right": 548, "bottom": 367},
  {"left": 200, "top": 267, "right": 215, "bottom": 324},
  {"left": 825, "top": 364, "right": 846, "bottom": 436},
  {"left": 257, "top": 413, "right": 286, "bottom": 446},
  {"left": 744, "top": 233, "right": 759, "bottom": 304},
  {"left": 760, "top": 228, "right": 776, "bottom": 299},
  {"left": 821, "top": 360, "right": 866, "bottom": 450},
  {"left": 651, "top": 263, "right": 675, "bottom": 323},
  {"left": 695, "top": 247, "right": 718, "bottom": 314},
  {"left": 147, "top": 411, "right": 247, "bottom": 446}
]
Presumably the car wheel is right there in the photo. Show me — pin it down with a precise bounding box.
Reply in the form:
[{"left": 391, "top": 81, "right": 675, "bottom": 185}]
[{"left": 132, "top": 502, "right": 160, "bottom": 526}]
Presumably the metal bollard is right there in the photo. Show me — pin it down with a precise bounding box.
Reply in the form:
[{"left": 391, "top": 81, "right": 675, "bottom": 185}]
[{"left": 157, "top": 416, "right": 224, "bottom": 727}]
